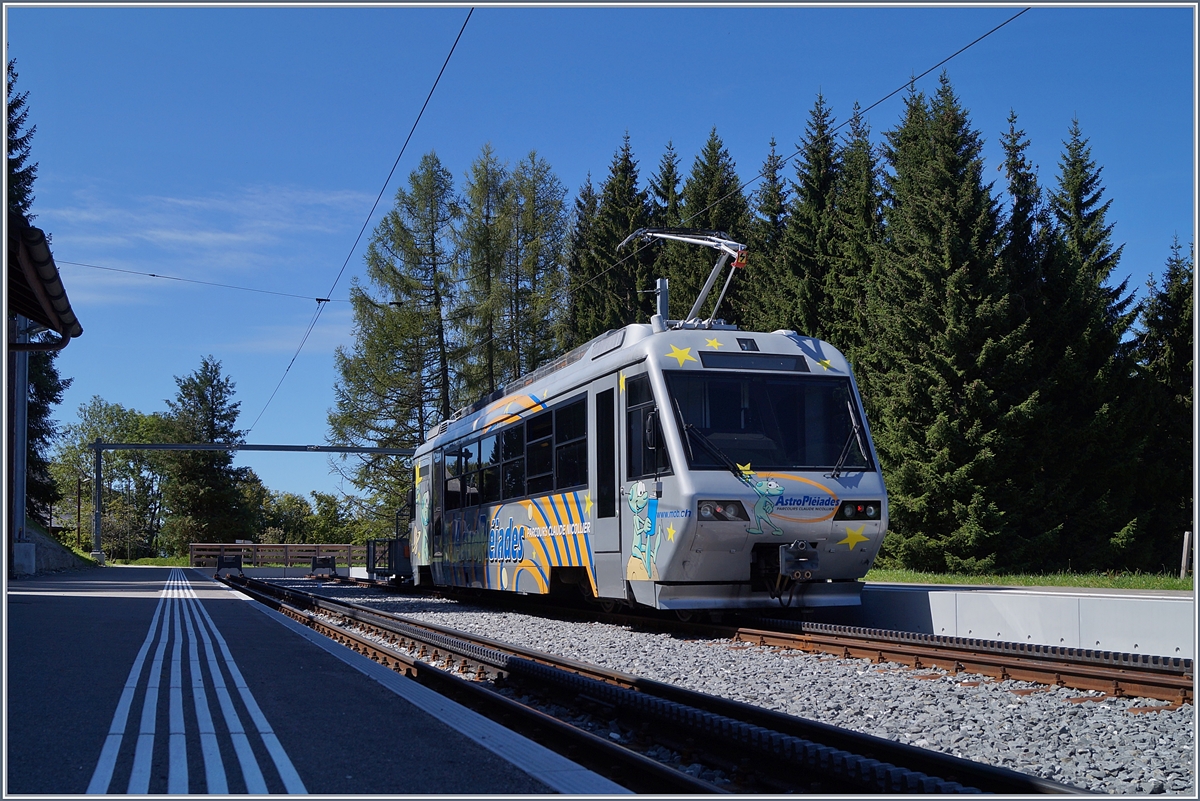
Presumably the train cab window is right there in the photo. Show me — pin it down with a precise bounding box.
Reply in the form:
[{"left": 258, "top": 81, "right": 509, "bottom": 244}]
[
  {"left": 627, "top": 374, "right": 671, "bottom": 480},
  {"left": 555, "top": 398, "right": 587, "bottom": 490}
]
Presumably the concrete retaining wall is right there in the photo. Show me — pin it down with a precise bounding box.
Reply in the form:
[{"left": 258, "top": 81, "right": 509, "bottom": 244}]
[{"left": 810, "top": 583, "right": 1195, "bottom": 659}]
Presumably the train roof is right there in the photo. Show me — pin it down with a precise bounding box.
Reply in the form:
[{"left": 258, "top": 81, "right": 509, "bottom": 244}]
[{"left": 421, "top": 323, "right": 854, "bottom": 447}]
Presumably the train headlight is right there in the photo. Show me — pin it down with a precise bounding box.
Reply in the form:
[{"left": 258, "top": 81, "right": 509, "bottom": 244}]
[
  {"left": 838, "top": 501, "right": 882, "bottom": 521},
  {"left": 697, "top": 500, "right": 749, "bottom": 522}
]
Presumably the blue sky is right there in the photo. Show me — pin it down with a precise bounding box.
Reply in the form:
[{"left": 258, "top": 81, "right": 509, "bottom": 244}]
[{"left": 6, "top": 4, "right": 1195, "bottom": 500}]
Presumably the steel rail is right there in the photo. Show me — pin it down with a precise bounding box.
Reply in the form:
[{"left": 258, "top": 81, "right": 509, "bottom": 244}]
[
  {"left": 731, "top": 620, "right": 1194, "bottom": 706},
  {"left": 218, "top": 574, "right": 722, "bottom": 794},
  {"left": 225, "top": 575, "right": 1084, "bottom": 794}
]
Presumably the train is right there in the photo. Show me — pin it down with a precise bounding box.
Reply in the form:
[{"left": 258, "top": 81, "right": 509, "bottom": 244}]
[{"left": 403, "top": 229, "right": 888, "bottom": 612}]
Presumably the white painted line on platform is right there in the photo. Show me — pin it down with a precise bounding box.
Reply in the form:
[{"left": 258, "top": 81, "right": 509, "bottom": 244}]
[
  {"left": 85, "top": 577, "right": 169, "bottom": 794},
  {"left": 86, "top": 568, "right": 306, "bottom": 794},
  {"left": 184, "top": 580, "right": 307, "bottom": 794},
  {"left": 180, "top": 578, "right": 228, "bottom": 794},
  {"left": 244, "top": 593, "right": 632, "bottom": 795}
]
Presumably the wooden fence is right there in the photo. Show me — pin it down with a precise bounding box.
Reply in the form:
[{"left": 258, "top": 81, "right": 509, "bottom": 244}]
[{"left": 189, "top": 543, "right": 368, "bottom": 568}]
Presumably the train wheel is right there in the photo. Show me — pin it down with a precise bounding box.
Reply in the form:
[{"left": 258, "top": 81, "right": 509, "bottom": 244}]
[
  {"left": 674, "top": 609, "right": 696, "bottom": 623},
  {"left": 599, "top": 599, "right": 619, "bottom": 614}
]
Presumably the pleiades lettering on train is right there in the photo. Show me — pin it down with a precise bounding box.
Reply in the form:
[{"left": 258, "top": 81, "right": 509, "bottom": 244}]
[
  {"left": 775, "top": 495, "right": 840, "bottom": 509},
  {"left": 488, "top": 517, "right": 525, "bottom": 562}
]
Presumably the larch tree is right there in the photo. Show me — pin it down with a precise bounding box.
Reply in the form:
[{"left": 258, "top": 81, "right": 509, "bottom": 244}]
[
  {"left": 329, "top": 151, "right": 460, "bottom": 508},
  {"left": 507, "top": 151, "right": 568, "bottom": 376},
  {"left": 456, "top": 144, "right": 513, "bottom": 397}
]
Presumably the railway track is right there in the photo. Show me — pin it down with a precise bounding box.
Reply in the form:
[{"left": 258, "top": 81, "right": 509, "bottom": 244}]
[
  {"left": 315, "top": 575, "right": 1193, "bottom": 705},
  {"left": 220, "top": 574, "right": 1084, "bottom": 794}
]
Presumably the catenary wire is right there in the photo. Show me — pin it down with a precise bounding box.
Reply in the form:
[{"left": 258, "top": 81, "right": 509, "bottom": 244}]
[
  {"left": 245, "top": 7, "right": 473, "bottom": 435},
  {"left": 57, "top": 259, "right": 347, "bottom": 303}
]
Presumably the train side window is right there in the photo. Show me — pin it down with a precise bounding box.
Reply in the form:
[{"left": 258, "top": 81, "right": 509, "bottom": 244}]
[
  {"left": 443, "top": 447, "right": 463, "bottom": 510},
  {"left": 502, "top": 426, "right": 524, "bottom": 460},
  {"left": 464, "top": 440, "right": 482, "bottom": 473},
  {"left": 596, "top": 389, "right": 616, "bottom": 518},
  {"left": 527, "top": 410, "right": 553, "bottom": 442},
  {"left": 502, "top": 458, "right": 525, "bottom": 499},
  {"left": 480, "top": 435, "right": 499, "bottom": 467},
  {"left": 555, "top": 398, "right": 587, "bottom": 490},
  {"left": 627, "top": 374, "right": 671, "bottom": 480},
  {"left": 480, "top": 465, "right": 501, "bottom": 503}
]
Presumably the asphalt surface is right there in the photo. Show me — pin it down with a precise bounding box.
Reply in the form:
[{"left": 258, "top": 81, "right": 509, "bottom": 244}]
[{"left": 5, "top": 566, "right": 583, "bottom": 795}]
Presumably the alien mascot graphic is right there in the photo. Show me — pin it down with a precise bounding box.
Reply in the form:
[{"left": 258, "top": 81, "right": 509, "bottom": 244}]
[
  {"left": 746, "top": 477, "right": 785, "bottom": 536},
  {"left": 625, "top": 481, "right": 660, "bottom": 580}
]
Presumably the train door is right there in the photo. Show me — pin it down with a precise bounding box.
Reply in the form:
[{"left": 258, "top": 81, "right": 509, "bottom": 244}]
[
  {"left": 410, "top": 454, "right": 433, "bottom": 583},
  {"left": 623, "top": 365, "right": 671, "bottom": 607},
  {"left": 589, "top": 373, "right": 624, "bottom": 599}
]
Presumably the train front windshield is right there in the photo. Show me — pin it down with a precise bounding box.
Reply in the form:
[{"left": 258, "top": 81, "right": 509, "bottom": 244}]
[{"left": 664, "top": 371, "right": 873, "bottom": 472}]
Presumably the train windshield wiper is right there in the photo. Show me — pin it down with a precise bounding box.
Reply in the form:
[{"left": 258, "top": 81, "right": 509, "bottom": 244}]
[
  {"left": 828, "top": 400, "right": 868, "bottom": 479},
  {"left": 676, "top": 411, "right": 750, "bottom": 484}
]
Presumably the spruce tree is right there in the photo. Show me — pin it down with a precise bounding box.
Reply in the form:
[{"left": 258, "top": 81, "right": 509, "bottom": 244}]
[
  {"left": 160, "top": 357, "right": 253, "bottom": 553},
  {"left": 825, "top": 104, "right": 881, "bottom": 364},
  {"left": 560, "top": 174, "right": 599, "bottom": 350},
  {"left": 566, "top": 134, "right": 652, "bottom": 341},
  {"left": 647, "top": 142, "right": 690, "bottom": 318},
  {"left": 867, "top": 76, "right": 1031, "bottom": 573},
  {"left": 7, "top": 59, "right": 37, "bottom": 217},
  {"left": 1033, "top": 119, "right": 1140, "bottom": 569},
  {"left": 737, "top": 137, "right": 791, "bottom": 332},
  {"left": 780, "top": 95, "right": 840, "bottom": 339},
  {"left": 1130, "top": 239, "right": 1194, "bottom": 569},
  {"left": 677, "top": 128, "right": 750, "bottom": 323},
  {"left": 7, "top": 57, "right": 72, "bottom": 530}
]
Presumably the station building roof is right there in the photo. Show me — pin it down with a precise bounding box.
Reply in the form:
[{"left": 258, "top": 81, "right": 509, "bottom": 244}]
[{"left": 7, "top": 210, "right": 82, "bottom": 343}]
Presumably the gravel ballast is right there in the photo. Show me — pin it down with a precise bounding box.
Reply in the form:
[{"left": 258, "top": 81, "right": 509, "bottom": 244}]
[{"left": 270, "top": 581, "right": 1195, "bottom": 795}]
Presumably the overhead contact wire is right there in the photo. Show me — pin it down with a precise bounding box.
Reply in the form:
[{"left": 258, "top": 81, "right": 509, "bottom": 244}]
[{"left": 246, "top": 7, "right": 474, "bottom": 434}]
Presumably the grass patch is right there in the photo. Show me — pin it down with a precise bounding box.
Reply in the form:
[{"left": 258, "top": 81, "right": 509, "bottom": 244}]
[
  {"left": 108, "top": 556, "right": 190, "bottom": 567},
  {"left": 864, "top": 568, "right": 1193, "bottom": 591}
]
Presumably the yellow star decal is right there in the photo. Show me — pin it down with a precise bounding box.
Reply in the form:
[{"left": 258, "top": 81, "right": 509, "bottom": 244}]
[
  {"left": 705, "top": 338, "right": 723, "bottom": 349},
  {"left": 665, "top": 344, "right": 698, "bottom": 367},
  {"left": 737, "top": 462, "right": 754, "bottom": 478},
  {"left": 818, "top": 358, "right": 833, "bottom": 371},
  {"left": 584, "top": 494, "right": 593, "bottom": 516},
  {"left": 666, "top": 524, "right": 676, "bottom": 542},
  {"left": 619, "top": 371, "right": 626, "bottom": 393},
  {"left": 837, "top": 526, "right": 869, "bottom": 549}
]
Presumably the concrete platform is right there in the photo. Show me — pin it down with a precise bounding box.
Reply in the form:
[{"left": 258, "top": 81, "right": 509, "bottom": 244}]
[
  {"left": 5, "top": 566, "right": 627, "bottom": 795},
  {"left": 809, "top": 582, "right": 1195, "bottom": 658}
]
